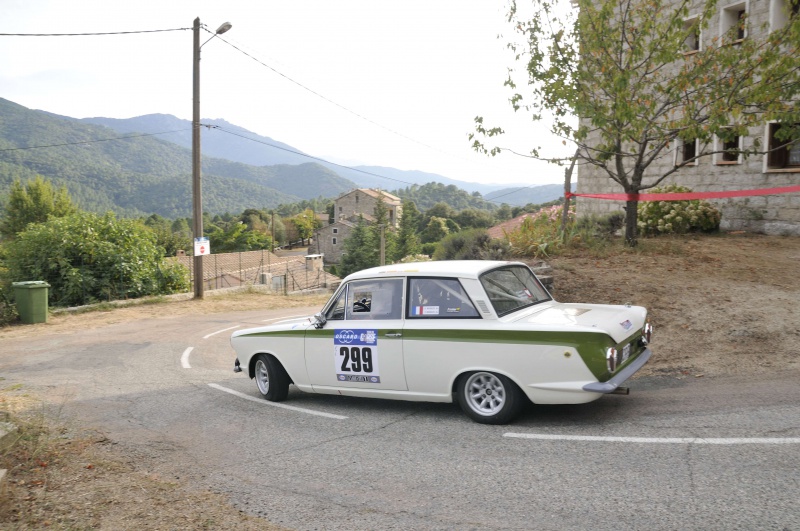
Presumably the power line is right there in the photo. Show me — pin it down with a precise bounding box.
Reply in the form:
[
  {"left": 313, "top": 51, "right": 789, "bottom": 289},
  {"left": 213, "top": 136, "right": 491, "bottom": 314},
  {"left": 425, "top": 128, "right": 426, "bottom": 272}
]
[
  {"left": 212, "top": 33, "right": 445, "bottom": 155},
  {"left": 209, "top": 125, "right": 415, "bottom": 187},
  {"left": 209, "top": 124, "right": 553, "bottom": 206},
  {"left": 0, "top": 28, "right": 191, "bottom": 37},
  {"left": 1, "top": 25, "right": 549, "bottom": 200},
  {"left": 0, "top": 129, "right": 189, "bottom": 152}
]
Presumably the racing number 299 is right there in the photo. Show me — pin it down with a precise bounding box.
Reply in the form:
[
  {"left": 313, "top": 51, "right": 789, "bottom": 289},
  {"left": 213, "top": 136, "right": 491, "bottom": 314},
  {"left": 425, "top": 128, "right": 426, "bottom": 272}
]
[{"left": 339, "top": 346, "right": 373, "bottom": 373}]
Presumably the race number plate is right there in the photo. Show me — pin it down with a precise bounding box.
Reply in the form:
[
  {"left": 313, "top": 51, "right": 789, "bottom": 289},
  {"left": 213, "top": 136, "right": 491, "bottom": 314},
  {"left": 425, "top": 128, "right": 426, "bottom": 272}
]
[{"left": 334, "top": 329, "right": 380, "bottom": 383}]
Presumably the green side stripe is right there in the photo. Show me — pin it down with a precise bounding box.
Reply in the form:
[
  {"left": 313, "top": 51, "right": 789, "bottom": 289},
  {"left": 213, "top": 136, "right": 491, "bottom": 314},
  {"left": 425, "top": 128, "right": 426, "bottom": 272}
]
[{"left": 235, "top": 326, "right": 645, "bottom": 381}]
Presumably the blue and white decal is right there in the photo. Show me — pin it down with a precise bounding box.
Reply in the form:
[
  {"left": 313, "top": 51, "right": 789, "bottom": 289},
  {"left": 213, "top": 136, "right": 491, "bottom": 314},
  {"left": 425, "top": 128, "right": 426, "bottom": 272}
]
[{"left": 334, "top": 329, "right": 380, "bottom": 383}]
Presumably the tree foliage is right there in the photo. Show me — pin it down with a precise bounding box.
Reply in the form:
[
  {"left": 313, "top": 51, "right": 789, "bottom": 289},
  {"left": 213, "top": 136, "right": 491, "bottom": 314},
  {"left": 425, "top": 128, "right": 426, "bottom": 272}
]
[
  {"left": 472, "top": 0, "right": 800, "bottom": 245},
  {"left": 3, "top": 212, "right": 189, "bottom": 306},
  {"left": 0, "top": 176, "right": 76, "bottom": 239},
  {"left": 432, "top": 229, "right": 512, "bottom": 260},
  {"left": 391, "top": 182, "right": 497, "bottom": 212},
  {"left": 208, "top": 221, "right": 273, "bottom": 253},
  {"left": 393, "top": 200, "right": 422, "bottom": 261},
  {"left": 337, "top": 217, "right": 376, "bottom": 278}
]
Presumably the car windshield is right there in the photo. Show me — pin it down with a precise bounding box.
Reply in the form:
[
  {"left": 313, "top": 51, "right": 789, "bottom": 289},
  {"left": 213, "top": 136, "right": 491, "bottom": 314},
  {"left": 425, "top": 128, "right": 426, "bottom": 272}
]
[{"left": 479, "top": 265, "right": 551, "bottom": 316}]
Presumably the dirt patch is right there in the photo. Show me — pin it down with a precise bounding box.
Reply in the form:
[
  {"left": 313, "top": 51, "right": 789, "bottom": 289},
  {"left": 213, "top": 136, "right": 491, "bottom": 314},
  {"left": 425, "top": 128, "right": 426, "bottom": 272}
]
[
  {"left": 1, "top": 233, "right": 799, "bottom": 529},
  {"left": 548, "top": 233, "right": 800, "bottom": 378}
]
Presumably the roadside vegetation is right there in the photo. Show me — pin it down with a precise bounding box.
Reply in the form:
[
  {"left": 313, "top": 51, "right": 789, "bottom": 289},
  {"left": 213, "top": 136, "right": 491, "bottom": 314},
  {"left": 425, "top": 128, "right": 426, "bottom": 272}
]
[{"left": 0, "top": 173, "right": 725, "bottom": 326}]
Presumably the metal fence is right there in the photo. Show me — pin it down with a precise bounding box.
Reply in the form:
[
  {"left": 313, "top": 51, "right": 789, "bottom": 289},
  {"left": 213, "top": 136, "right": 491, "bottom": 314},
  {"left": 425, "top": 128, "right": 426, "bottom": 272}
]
[{"left": 174, "top": 250, "right": 339, "bottom": 294}]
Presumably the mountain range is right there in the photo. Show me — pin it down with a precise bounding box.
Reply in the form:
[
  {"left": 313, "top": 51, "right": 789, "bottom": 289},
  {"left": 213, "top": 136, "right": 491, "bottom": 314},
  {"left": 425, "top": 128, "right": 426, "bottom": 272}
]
[{"left": 0, "top": 97, "right": 572, "bottom": 218}]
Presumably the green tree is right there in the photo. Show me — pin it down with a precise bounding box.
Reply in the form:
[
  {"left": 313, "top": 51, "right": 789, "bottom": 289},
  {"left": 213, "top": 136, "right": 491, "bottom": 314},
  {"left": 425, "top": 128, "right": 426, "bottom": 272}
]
[
  {"left": 338, "top": 217, "right": 377, "bottom": 278},
  {"left": 393, "top": 200, "right": 422, "bottom": 261},
  {"left": 472, "top": 0, "right": 800, "bottom": 245},
  {"left": 290, "top": 208, "right": 318, "bottom": 245},
  {"left": 208, "top": 221, "right": 272, "bottom": 253},
  {"left": 455, "top": 209, "right": 495, "bottom": 230},
  {"left": 369, "top": 194, "right": 396, "bottom": 263},
  {"left": 3, "top": 212, "right": 189, "bottom": 306},
  {"left": 495, "top": 204, "right": 514, "bottom": 222},
  {"left": 421, "top": 216, "right": 450, "bottom": 244},
  {"left": 144, "top": 214, "right": 192, "bottom": 257},
  {"left": 0, "top": 176, "right": 77, "bottom": 239}
]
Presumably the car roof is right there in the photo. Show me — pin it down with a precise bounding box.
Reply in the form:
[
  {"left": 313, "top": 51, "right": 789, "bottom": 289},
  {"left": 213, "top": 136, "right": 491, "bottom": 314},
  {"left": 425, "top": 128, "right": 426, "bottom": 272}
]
[{"left": 343, "top": 260, "right": 524, "bottom": 281}]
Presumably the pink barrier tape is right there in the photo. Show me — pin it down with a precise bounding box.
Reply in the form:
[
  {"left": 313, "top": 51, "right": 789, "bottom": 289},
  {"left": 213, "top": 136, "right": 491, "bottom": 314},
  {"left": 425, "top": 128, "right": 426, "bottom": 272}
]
[{"left": 565, "top": 185, "right": 800, "bottom": 202}]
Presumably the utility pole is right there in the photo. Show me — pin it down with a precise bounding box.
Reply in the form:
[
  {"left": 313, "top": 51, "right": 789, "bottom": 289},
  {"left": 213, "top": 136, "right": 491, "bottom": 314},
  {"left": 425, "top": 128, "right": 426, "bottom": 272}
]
[
  {"left": 192, "top": 17, "right": 203, "bottom": 298},
  {"left": 191, "top": 17, "right": 232, "bottom": 299}
]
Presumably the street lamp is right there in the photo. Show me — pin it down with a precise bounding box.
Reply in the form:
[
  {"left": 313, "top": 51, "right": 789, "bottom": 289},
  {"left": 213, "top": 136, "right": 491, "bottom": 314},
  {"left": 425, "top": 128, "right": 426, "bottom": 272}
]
[{"left": 192, "top": 18, "right": 232, "bottom": 299}]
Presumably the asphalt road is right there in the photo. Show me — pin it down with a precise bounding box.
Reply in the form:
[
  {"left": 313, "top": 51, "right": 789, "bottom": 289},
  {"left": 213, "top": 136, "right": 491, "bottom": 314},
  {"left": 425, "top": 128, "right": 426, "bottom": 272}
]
[{"left": 2, "top": 307, "right": 799, "bottom": 530}]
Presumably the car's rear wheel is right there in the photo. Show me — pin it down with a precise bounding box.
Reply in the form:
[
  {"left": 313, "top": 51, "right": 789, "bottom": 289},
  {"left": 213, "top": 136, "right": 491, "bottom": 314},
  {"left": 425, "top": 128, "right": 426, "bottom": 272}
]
[
  {"left": 253, "top": 354, "right": 290, "bottom": 401},
  {"left": 457, "top": 371, "right": 524, "bottom": 424}
]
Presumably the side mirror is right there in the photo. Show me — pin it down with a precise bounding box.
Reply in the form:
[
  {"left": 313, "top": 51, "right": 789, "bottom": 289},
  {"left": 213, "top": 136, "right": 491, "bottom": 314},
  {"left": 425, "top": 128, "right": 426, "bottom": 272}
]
[{"left": 313, "top": 312, "right": 327, "bottom": 329}]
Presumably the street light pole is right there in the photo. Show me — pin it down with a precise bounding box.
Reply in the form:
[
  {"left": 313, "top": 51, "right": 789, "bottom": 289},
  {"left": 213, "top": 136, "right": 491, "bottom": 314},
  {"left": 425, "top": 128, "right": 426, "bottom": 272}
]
[
  {"left": 192, "top": 17, "right": 231, "bottom": 299},
  {"left": 192, "top": 17, "right": 203, "bottom": 298}
]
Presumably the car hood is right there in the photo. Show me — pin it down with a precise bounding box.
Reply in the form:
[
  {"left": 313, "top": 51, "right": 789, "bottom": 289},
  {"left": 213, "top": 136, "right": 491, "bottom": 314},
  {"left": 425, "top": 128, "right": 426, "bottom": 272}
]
[
  {"left": 514, "top": 302, "right": 647, "bottom": 343},
  {"left": 231, "top": 315, "right": 315, "bottom": 339}
]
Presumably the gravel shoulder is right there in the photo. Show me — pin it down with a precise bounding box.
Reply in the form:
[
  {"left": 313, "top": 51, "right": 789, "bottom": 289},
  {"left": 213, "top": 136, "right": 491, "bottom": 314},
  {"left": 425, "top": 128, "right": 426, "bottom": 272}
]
[{"left": 2, "top": 233, "right": 798, "bottom": 529}]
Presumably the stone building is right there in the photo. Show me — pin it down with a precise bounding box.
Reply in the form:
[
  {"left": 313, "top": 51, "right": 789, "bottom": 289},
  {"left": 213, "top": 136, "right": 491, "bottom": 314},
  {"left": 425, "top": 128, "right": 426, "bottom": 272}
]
[
  {"left": 315, "top": 189, "right": 403, "bottom": 264},
  {"left": 577, "top": 0, "right": 800, "bottom": 235}
]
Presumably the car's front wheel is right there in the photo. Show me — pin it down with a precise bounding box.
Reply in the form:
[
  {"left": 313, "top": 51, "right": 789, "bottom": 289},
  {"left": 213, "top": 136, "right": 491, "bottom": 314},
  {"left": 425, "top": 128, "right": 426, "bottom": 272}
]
[
  {"left": 253, "top": 354, "right": 290, "bottom": 401},
  {"left": 456, "top": 371, "right": 524, "bottom": 424}
]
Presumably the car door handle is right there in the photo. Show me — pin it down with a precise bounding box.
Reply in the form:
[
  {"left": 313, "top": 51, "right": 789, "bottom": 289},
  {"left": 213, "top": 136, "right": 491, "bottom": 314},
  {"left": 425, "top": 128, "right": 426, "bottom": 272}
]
[{"left": 385, "top": 333, "right": 402, "bottom": 338}]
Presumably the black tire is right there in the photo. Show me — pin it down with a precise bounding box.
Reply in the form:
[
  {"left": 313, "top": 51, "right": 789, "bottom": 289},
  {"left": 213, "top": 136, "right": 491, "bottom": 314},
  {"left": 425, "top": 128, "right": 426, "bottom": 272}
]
[
  {"left": 253, "top": 354, "right": 290, "bottom": 401},
  {"left": 456, "top": 371, "right": 524, "bottom": 424}
]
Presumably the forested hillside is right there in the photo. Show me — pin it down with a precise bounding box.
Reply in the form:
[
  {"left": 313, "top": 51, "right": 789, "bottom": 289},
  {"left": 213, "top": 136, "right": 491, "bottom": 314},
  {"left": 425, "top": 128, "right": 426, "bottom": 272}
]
[
  {"left": 391, "top": 182, "right": 498, "bottom": 212},
  {"left": 0, "top": 98, "right": 357, "bottom": 217},
  {"left": 79, "top": 113, "right": 529, "bottom": 195}
]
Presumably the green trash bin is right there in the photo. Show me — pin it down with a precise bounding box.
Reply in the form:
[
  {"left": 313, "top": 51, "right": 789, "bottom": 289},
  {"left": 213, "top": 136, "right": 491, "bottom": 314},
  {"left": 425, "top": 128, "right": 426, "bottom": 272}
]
[{"left": 12, "top": 281, "right": 50, "bottom": 324}]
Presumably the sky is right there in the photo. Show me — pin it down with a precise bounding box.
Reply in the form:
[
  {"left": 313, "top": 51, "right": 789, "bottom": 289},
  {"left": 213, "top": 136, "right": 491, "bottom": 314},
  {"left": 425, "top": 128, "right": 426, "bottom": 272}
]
[{"left": 0, "top": 0, "right": 574, "bottom": 188}]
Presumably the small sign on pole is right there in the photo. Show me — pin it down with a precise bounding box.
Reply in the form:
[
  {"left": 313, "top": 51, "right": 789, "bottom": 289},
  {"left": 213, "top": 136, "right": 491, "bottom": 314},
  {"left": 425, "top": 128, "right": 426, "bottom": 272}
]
[{"left": 194, "top": 237, "right": 210, "bottom": 256}]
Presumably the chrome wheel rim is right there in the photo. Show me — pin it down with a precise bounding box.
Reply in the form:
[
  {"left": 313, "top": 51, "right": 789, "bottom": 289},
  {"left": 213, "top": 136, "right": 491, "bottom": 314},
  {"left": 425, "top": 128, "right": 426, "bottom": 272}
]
[
  {"left": 464, "top": 372, "right": 506, "bottom": 416},
  {"left": 255, "top": 359, "right": 270, "bottom": 395}
]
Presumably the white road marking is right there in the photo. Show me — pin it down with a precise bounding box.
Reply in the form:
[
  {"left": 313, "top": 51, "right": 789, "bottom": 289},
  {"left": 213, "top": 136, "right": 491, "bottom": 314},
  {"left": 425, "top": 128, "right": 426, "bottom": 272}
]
[
  {"left": 261, "top": 314, "right": 309, "bottom": 323},
  {"left": 203, "top": 325, "right": 241, "bottom": 339},
  {"left": 181, "top": 347, "right": 193, "bottom": 369},
  {"left": 208, "top": 384, "right": 348, "bottom": 420},
  {"left": 504, "top": 433, "right": 800, "bottom": 444}
]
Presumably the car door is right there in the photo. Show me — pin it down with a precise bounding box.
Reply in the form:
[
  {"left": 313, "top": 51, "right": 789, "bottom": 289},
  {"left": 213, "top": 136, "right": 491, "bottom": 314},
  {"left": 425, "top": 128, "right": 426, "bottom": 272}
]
[{"left": 304, "top": 277, "right": 407, "bottom": 391}]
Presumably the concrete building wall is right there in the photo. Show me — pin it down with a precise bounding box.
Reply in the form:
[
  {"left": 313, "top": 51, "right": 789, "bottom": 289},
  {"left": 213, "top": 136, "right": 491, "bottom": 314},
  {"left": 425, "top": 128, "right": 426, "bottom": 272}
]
[
  {"left": 334, "top": 189, "right": 402, "bottom": 228},
  {"left": 316, "top": 221, "right": 355, "bottom": 264}
]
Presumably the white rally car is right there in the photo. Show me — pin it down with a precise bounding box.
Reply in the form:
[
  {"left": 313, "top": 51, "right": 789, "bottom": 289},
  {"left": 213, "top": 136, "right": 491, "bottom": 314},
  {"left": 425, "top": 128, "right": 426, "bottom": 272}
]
[{"left": 231, "top": 260, "right": 652, "bottom": 424}]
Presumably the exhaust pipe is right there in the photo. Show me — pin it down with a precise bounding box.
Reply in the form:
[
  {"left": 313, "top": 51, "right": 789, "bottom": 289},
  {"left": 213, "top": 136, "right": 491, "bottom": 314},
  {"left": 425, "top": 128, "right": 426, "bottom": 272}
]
[{"left": 609, "top": 386, "right": 630, "bottom": 395}]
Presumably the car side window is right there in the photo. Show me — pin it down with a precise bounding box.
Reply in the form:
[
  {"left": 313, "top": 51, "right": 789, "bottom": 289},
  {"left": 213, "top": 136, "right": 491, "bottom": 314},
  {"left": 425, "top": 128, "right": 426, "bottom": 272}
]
[
  {"left": 344, "top": 279, "right": 403, "bottom": 321},
  {"left": 325, "top": 290, "right": 346, "bottom": 320},
  {"left": 407, "top": 278, "right": 480, "bottom": 318}
]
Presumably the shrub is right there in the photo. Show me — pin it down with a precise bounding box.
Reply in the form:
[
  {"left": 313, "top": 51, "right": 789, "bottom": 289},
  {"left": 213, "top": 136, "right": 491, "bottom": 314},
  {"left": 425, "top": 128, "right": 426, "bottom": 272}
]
[
  {"left": 420, "top": 243, "right": 438, "bottom": 257},
  {"left": 637, "top": 185, "right": 721, "bottom": 236},
  {"left": 3, "top": 212, "right": 190, "bottom": 307},
  {"left": 0, "top": 289, "right": 18, "bottom": 326},
  {"left": 433, "top": 229, "right": 511, "bottom": 261},
  {"left": 572, "top": 212, "right": 625, "bottom": 238},
  {"left": 506, "top": 204, "right": 575, "bottom": 258}
]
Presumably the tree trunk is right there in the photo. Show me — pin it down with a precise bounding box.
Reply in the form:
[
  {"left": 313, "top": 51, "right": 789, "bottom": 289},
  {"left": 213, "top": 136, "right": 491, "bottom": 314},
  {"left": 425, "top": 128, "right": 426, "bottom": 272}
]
[{"left": 624, "top": 199, "right": 639, "bottom": 247}]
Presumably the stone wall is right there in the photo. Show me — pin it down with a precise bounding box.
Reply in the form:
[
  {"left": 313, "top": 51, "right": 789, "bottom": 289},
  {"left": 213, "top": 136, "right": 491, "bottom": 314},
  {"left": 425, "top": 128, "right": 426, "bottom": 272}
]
[{"left": 576, "top": 0, "right": 800, "bottom": 236}]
